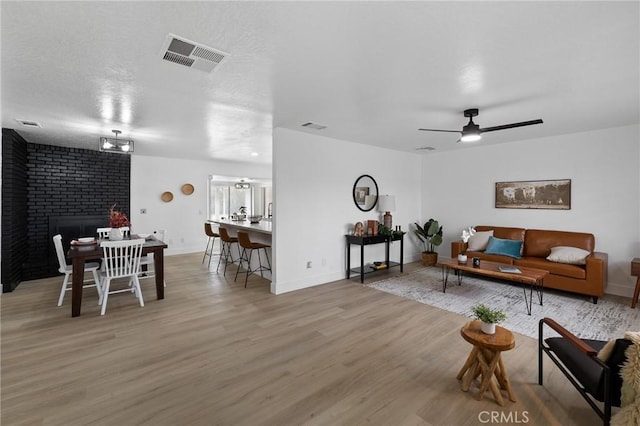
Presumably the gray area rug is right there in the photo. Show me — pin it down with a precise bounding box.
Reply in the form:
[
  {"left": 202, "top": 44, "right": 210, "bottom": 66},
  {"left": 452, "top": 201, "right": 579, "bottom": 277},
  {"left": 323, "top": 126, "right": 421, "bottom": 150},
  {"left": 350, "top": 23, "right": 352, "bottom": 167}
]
[{"left": 365, "top": 267, "right": 640, "bottom": 340}]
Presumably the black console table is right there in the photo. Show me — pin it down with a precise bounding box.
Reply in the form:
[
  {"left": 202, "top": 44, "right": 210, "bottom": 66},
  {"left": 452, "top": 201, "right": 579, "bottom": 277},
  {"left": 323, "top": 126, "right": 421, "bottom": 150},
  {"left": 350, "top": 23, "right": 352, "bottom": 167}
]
[{"left": 345, "top": 233, "right": 404, "bottom": 283}]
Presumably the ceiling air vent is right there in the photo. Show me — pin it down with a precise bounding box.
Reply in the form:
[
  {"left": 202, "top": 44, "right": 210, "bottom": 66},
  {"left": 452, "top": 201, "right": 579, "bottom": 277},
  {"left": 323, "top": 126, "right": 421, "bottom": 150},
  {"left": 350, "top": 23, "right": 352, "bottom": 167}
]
[
  {"left": 15, "top": 119, "right": 42, "bottom": 128},
  {"left": 301, "top": 122, "right": 327, "bottom": 130},
  {"left": 160, "top": 34, "right": 228, "bottom": 73}
]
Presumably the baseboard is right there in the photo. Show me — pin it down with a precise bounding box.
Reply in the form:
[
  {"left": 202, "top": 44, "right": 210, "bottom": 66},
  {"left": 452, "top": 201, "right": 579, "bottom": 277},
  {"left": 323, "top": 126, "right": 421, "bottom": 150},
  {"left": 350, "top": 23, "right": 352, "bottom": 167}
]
[
  {"left": 273, "top": 270, "right": 344, "bottom": 294},
  {"left": 605, "top": 281, "right": 635, "bottom": 298}
]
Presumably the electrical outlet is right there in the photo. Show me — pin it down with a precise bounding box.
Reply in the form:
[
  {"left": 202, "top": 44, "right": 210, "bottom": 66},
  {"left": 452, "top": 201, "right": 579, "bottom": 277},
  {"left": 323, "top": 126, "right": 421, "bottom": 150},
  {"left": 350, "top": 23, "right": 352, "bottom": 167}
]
[
  {"left": 140, "top": 208, "right": 147, "bottom": 214},
  {"left": 322, "top": 258, "right": 326, "bottom": 266},
  {"left": 306, "top": 261, "right": 312, "bottom": 268}
]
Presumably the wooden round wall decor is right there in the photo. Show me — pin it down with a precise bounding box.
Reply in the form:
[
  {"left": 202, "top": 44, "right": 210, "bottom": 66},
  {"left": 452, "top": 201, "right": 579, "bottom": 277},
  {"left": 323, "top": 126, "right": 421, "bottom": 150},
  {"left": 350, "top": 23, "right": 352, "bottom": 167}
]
[
  {"left": 161, "top": 191, "right": 174, "bottom": 202},
  {"left": 181, "top": 183, "right": 195, "bottom": 195}
]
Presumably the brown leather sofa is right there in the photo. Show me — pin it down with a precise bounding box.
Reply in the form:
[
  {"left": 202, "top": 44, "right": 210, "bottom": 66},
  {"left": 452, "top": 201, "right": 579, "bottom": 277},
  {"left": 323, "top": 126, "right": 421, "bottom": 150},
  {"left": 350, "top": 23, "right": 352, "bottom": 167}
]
[{"left": 451, "top": 226, "right": 608, "bottom": 303}]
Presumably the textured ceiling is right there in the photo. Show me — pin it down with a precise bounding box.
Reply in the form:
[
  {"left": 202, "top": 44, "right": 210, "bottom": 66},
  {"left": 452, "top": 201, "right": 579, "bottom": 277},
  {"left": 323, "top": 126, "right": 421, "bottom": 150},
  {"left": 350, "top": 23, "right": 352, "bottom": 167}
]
[{"left": 2, "top": 1, "right": 638, "bottom": 165}]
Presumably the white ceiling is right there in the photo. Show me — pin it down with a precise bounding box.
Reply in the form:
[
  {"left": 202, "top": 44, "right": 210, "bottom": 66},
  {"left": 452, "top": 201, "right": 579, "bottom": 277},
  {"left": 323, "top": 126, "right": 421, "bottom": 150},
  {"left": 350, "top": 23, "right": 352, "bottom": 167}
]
[{"left": 2, "top": 1, "right": 638, "bottom": 165}]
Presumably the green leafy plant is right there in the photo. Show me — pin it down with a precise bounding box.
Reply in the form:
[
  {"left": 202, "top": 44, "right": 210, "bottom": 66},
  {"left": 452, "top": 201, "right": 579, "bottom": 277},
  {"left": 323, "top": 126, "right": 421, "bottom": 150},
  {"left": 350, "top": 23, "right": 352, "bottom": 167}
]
[
  {"left": 377, "top": 223, "right": 405, "bottom": 243},
  {"left": 413, "top": 219, "right": 443, "bottom": 253},
  {"left": 471, "top": 304, "right": 507, "bottom": 324}
]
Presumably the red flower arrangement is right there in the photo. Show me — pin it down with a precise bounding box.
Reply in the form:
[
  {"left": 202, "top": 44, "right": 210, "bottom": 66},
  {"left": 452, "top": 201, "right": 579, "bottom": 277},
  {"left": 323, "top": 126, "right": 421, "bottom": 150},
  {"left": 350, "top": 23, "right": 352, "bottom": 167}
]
[{"left": 109, "top": 203, "right": 131, "bottom": 228}]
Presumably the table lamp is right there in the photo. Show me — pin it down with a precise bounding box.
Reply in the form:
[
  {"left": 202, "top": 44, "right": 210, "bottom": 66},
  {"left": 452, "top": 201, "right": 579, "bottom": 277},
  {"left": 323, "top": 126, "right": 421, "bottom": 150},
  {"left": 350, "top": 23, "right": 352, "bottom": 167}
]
[{"left": 377, "top": 195, "right": 396, "bottom": 229}]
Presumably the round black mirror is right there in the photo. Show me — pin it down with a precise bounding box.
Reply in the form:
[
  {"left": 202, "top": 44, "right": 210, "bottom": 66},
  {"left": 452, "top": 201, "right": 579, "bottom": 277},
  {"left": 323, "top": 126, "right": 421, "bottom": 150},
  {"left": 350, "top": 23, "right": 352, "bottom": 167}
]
[{"left": 353, "top": 174, "right": 378, "bottom": 212}]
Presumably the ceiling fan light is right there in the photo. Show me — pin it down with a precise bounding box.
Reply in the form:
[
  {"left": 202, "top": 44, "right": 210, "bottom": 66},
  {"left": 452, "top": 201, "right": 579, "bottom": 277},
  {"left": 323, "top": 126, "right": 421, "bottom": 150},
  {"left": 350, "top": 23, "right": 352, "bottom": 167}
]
[{"left": 460, "top": 132, "right": 481, "bottom": 142}]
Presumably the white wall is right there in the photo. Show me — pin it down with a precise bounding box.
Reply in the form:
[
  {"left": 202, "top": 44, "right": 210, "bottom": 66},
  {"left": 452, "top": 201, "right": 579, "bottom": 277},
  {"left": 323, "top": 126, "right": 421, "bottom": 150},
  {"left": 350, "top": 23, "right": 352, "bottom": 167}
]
[
  {"left": 130, "top": 155, "right": 271, "bottom": 255},
  {"left": 421, "top": 124, "right": 640, "bottom": 297},
  {"left": 272, "top": 127, "right": 422, "bottom": 294}
]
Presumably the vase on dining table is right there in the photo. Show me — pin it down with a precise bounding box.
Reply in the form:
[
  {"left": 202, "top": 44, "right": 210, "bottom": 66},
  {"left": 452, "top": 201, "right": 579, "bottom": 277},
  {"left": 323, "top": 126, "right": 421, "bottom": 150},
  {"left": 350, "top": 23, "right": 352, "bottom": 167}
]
[{"left": 109, "top": 227, "right": 123, "bottom": 241}]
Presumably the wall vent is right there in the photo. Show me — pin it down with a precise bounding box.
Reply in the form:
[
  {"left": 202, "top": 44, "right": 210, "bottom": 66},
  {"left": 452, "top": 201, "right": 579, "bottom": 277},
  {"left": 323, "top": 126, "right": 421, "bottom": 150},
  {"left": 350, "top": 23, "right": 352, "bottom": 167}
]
[
  {"left": 301, "top": 122, "right": 327, "bottom": 130},
  {"left": 416, "top": 146, "right": 436, "bottom": 151},
  {"left": 15, "top": 119, "right": 42, "bottom": 128},
  {"left": 160, "top": 34, "right": 228, "bottom": 73}
]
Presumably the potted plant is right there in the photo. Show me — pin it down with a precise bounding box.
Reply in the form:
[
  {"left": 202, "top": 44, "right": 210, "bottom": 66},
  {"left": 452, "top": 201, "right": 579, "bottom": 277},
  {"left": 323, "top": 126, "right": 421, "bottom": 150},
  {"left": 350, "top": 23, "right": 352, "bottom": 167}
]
[
  {"left": 377, "top": 222, "right": 405, "bottom": 241},
  {"left": 413, "top": 218, "right": 443, "bottom": 266},
  {"left": 471, "top": 304, "right": 507, "bottom": 335},
  {"left": 458, "top": 226, "right": 476, "bottom": 263}
]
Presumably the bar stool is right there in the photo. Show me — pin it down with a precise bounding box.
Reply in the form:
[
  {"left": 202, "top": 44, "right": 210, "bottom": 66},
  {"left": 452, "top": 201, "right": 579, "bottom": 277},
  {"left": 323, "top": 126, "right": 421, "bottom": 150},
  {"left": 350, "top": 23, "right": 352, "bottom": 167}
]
[
  {"left": 216, "top": 227, "right": 240, "bottom": 275},
  {"left": 235, "top": 231, "right": 272, "bottom": 287},
  {"left": 202, "top": 223, "right": 220, "bottom": 267}
]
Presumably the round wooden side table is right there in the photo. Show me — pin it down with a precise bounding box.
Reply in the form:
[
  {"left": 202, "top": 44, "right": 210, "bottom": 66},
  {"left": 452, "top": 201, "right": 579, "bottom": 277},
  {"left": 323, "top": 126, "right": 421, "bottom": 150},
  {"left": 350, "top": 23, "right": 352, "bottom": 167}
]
[{"left": 456, "top": 320, "right": 516, "bottom": 406}]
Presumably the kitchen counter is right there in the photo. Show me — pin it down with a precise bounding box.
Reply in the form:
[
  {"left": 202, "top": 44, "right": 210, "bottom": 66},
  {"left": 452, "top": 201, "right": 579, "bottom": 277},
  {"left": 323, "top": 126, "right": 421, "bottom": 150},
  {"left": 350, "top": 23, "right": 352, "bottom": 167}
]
[{"left": 208, "top": 218, "right": 272, "bottom": 235}]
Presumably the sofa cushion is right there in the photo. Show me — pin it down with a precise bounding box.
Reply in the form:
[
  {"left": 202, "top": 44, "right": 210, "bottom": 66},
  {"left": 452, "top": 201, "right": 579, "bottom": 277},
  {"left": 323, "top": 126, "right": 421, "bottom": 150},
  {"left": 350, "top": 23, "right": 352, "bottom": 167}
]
[
  {"left": 484, "top": 236, "right": 523, "bottom": 259},
  {"left": 467, "top": 230, "right": 494, "bottom": 251},
  {"left": 547, "top": 246, "right": 591, "bottom": 265},
  {"left": 523, "top": 229, "right": 595, "bottom": 258},
  {"left": 515, "top": 257, "right": 587, "bottom": 279},
  {"left": 475, "top": 226, "right": 526, "bottom": 241}
]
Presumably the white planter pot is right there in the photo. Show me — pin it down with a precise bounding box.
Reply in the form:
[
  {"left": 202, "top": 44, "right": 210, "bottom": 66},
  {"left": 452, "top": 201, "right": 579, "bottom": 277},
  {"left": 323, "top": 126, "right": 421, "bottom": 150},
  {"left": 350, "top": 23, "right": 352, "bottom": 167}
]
[
  {"left": 457, "top": 254, "right": 468, "bottom": 263},
  {"left": 480, "top": 321, "right": 496, "bottom": 335},
  {"left": 109, "top": 228, "right": 123, "bottom": 241}
]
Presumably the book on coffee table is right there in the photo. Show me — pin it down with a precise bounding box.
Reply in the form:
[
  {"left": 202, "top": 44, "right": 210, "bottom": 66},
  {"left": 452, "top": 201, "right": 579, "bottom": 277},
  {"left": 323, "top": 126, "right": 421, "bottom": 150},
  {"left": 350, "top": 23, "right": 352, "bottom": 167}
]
[{"left": 498, "top": 266, "right": 522, "bottom": 273}]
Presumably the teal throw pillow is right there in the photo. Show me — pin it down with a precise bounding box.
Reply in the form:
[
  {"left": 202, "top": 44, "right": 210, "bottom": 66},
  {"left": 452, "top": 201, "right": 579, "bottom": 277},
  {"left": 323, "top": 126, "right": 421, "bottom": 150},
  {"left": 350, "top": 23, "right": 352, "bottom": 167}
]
[{"left": 484, "top": 236, "right": 523, "bottom": 259}]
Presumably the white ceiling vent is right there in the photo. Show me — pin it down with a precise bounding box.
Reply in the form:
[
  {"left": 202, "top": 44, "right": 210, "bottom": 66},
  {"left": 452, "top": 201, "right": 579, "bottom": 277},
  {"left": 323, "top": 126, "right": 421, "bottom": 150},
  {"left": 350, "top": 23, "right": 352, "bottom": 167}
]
[
  {"left": 160, "top": 34, "right": 228, "bottom": 73},
  {"left": 15, "top": 119, "right": 42, "bottom": 128}
]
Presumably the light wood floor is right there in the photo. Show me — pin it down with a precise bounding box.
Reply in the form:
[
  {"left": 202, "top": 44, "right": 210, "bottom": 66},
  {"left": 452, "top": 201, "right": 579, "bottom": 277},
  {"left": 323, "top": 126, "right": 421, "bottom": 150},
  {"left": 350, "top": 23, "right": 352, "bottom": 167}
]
[{"left": 1, "top": 254, "right": 608, "bottom": 425}]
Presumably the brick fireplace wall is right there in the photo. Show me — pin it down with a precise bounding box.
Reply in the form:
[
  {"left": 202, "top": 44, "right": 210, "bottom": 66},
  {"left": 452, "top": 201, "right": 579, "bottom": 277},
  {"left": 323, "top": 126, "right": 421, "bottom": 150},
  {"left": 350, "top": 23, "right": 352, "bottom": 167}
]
[{"left": 1, "top": 128, "right": 131, "bottom": 288}]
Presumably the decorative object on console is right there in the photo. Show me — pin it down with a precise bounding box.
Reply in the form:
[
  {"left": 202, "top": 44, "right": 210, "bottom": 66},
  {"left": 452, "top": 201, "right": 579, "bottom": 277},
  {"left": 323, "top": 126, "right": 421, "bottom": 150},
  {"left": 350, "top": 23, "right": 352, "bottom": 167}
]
[
  {"left": 413, "top": 218, "right": 443, "bottom": 266},
  {"left": 495, "top": 179, "right": 571, "bottom": 210},
  {"left": 471, "top": 303, "right": 507, "bottom": 335},
  {"left": 353, "top": 222, "right": 364, "bottom": 237},
  {"left": 377, "top": 195, "right": 396, "bottom": 229},
  {"left": 367, "top": 220, "right": 378, "bottom": 236},
  {"left": 458, "top": 226, "right": 476, "bottom": 263}
]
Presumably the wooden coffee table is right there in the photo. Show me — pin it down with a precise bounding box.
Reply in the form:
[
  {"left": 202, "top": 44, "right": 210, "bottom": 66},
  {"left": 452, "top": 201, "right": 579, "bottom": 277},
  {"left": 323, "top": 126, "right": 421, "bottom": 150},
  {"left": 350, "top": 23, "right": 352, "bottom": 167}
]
[{"left": 437, "top": 258, "right": 548, "bottom": 315}]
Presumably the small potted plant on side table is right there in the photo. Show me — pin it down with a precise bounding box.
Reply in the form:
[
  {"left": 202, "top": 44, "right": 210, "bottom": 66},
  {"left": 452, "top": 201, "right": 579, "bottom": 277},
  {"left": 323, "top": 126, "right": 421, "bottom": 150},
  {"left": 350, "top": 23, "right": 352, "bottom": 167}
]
[{"left": 471, "top": 304, "right": 507, "bottom": 335}]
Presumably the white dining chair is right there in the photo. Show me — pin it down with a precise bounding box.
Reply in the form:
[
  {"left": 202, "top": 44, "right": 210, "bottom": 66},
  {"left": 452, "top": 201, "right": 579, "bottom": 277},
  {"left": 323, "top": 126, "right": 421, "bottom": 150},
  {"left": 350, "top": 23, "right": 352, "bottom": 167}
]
[
  {"left": 53, "top": 234, "right": 102, "bottom": 306},
  {"left": 97, "top": 227, "right": 111, "bottom": 239},
  {"left": 98, "top": 239, "right": 145, "bottom": 315},
  {"left": 139, "top": 230, "right": 167, "bottom": 287}
]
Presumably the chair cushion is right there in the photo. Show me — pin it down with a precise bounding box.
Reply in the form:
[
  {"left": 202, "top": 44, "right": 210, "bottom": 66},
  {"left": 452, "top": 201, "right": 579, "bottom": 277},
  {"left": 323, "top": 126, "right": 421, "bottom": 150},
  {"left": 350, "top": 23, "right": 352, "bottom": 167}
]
[
  {"left": 484, "top": 236, "right": 523, "bottom": 259},
  {"left": 546, "top": 337, "right": 607, "bottom": 399},
  {"left": 546, "top": 337, "right": 630, "bottom": 406}
]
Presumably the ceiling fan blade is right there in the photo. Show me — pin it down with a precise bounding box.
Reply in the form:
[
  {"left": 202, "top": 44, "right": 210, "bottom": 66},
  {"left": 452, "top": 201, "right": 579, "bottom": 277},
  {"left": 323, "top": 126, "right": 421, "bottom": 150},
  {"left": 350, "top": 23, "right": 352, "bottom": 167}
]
[
  {"left": 479, "top": 119, "right": 543, "bottom": 133},
  {"left": 418, "top": 128, "right": 461, "bottom": 133}
]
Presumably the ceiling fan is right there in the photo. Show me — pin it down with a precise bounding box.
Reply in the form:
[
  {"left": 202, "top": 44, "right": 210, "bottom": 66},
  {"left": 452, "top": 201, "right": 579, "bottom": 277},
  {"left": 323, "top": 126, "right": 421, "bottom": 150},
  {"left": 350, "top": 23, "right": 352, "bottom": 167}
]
[{"left": 418, "top": 108, "right": 543, "bottom": 143}]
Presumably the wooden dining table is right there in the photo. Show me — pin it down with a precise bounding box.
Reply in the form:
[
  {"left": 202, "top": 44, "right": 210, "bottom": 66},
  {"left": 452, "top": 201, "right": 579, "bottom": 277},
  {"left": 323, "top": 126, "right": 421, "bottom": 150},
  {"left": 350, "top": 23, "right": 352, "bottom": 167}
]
[{"left": 67, "top": 236, "right": 168, "bottom": 317}]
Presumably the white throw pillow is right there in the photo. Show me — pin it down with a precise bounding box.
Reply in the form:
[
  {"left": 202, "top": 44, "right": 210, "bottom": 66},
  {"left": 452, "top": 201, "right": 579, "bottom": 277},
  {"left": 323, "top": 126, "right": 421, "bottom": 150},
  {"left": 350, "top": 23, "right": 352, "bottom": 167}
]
[
  {"left": 466, "top": 230, "right": 494, "bottom": 251},
  {"left": 546, "top": 246, "right": 591, "bottom": 265}
]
